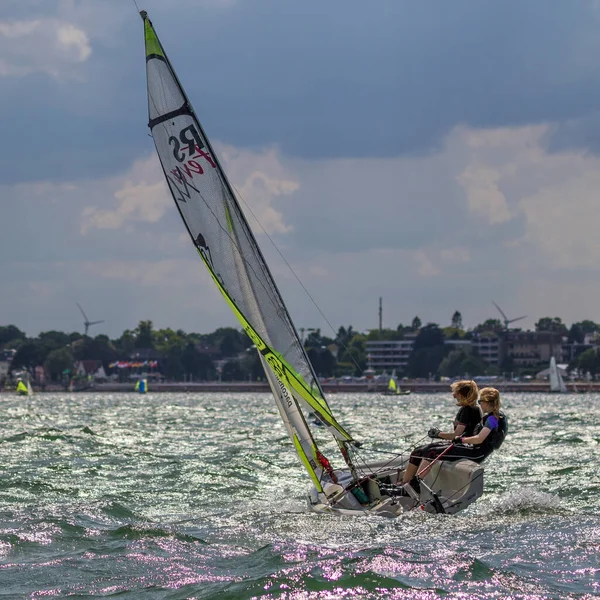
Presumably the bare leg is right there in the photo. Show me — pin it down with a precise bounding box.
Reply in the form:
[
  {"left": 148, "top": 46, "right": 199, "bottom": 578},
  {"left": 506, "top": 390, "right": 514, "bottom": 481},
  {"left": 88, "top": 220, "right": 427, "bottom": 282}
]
[
  {"left": 401, "top": 462, "right": 418, "bottom": 484},
  {"left": 416, "top": 458, "right": 431, "bottom": 478}
]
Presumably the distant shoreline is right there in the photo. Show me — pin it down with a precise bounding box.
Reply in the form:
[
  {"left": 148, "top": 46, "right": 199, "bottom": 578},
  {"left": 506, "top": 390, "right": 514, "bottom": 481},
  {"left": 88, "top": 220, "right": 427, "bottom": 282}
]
[{"left": 9, "top": 381, "right": 598, "bottom": 393}]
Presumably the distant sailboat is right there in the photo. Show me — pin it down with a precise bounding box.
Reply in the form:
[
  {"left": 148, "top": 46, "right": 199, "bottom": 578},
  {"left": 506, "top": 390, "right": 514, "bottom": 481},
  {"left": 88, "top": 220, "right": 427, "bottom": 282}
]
[
  {"left": 549, "top": 356, "right": 567, "bottom": 393},
  {"left": 384, "top": 370, "right": 411, "bottom": 396},
  {"left": 387, "top": 376, "right": 398, "bottom": 394},
  {"left": 135, "top": 378, "right": 148, "bottom": 394},
  {"left": 16, "top": 379, "right": 29, "bottom": 396}
]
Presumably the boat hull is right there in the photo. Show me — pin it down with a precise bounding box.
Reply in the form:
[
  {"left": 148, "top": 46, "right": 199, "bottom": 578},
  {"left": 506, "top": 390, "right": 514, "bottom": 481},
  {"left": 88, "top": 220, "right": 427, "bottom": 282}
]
[{"left": 308, "top": 456, "right": 484, "bottom": 517}]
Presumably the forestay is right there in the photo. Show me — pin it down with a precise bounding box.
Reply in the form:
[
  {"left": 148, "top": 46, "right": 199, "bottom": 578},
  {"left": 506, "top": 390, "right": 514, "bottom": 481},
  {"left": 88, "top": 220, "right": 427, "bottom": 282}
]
[{"left": 141, "top": 12, "right": 356, "bottom": 491}]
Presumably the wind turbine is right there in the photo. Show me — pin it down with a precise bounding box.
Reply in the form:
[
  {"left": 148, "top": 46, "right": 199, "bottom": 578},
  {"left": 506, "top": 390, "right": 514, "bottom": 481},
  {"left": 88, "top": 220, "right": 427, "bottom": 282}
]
[
  {"left": 77, "top": 303, "right": 105, "bottom": 336},
  {"left": 492, "top": 301, "right": 527, "bottom": 330}
]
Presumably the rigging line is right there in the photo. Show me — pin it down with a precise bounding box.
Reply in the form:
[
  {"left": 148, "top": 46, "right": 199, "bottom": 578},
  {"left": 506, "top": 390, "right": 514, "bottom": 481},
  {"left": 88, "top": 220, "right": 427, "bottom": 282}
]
[
  {"left": 147, "top": 104, "right": 314, "bottom": 367},
  {"left": 149, "top": 157, "right": 352, "bottom": 442},
  {"left": 145, "top": 41, "right": 402, "bottom": 435},
  {"left": 131, "top": 0, "right": 141, "bottom": 13},
  {"left": 150, "top": 123, "right": 300, "bottom": 352},
  {"left": 231, "top": 181, "right": 414, "bottom": 436},
  {"left": 350, "top": 447, "right": 404, "bottom": 478},
  {"left": 143, "top": 20, "right": 410, "bottom": 446},
  {"left": 230, "top": 182, "right": 366, "bottom": 378},
  {"left": 350, "top": 434, "right": 429, "bottom": 479},
  {"left": 147, "top": 113, "right": 352, "bottom": 448}
]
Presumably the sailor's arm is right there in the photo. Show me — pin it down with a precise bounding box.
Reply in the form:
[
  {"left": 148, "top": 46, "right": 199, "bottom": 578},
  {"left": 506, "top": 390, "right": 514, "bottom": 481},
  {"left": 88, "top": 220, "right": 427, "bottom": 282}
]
[
  {"left": 437, "top": 423, "right": 466, "bottom": 440},
  {"left": 458, "top": 427, "right": 491, "bottom": 445}
]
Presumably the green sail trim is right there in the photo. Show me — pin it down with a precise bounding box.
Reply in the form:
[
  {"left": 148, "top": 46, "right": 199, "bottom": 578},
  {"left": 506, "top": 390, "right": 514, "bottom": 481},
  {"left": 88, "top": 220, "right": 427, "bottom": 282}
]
[
  {"left": 143, "top": 18, "right": 165, "bottom": 59},
  {"left": 293, "top": 434, "right": 323, "bottom": 493},
  {"left": 224, "top": 204, "right": 234, "bottom": 233},
  {"left": 197, "top": 249, "right": 352, "bottom": 441}
]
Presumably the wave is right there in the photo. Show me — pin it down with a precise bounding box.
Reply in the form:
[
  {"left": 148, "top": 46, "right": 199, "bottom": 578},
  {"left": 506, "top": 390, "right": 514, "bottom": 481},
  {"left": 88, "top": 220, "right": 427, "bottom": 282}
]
[{"left": 485, "top": 487, "right": 564, "bottom": 515}]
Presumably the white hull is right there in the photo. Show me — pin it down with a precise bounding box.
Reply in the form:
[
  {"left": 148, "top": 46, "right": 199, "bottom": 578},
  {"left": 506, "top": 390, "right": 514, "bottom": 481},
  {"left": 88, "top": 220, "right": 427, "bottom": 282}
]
[{"left": 308, "top": 457, "right": 484, "bottom": 517}]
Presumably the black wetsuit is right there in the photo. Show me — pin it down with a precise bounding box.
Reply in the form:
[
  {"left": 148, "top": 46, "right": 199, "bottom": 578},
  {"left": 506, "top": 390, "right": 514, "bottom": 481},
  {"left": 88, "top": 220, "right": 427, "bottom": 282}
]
[{"left": 409, "top": 409, "right": 503, "bottom": 466}]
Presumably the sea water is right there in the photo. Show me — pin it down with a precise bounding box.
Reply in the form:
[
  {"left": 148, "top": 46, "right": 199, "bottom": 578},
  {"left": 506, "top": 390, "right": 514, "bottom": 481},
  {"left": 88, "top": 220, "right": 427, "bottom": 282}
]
[{"left": 0, "top": 391, "right": 597, "bottom": 599}]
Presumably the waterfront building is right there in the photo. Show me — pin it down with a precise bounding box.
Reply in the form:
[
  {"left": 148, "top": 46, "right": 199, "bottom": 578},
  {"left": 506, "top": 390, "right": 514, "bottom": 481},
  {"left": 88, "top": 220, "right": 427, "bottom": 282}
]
[
  {"left": 560, "top": 333, "right": 598, "bottom": 364},
  {"left": 471, "top": 334, "right": 501, "bottom": 366},
  {"left": 444, "top": 339, "right": 471, "bottom": 350},
  {"left": 500, "top": 330, "right": 563, "bottom": 367},
  {"left": 366, "top": 337, "right": 415, "bottom": 372}
]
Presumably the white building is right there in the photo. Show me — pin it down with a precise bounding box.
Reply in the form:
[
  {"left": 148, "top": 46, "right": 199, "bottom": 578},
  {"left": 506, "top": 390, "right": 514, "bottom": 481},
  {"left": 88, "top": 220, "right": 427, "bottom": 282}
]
[{"left": 366, "top": 339, "right": 414, "bottom": 371}]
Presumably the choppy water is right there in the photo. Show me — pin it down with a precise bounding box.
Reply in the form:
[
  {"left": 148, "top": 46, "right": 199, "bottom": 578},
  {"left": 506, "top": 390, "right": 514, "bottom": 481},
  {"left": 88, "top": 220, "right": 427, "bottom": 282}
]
[{"left": 0, "top": 391, "right": 597, "bottom": 599}]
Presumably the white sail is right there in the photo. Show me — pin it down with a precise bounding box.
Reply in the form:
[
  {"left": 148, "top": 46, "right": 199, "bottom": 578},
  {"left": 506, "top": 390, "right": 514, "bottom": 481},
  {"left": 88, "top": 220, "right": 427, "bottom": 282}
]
[
  {"left": 549, "top": 356, "right": 567, "bottom": 393},
  {"left": 27, "top": 380, "right": 34, "bottom": 397},
  {"left": 140, "top": 12, "right": 356, "bottom": 491},
  {"left": 558, "top": 371, "right": 567, "bottom": 393}
]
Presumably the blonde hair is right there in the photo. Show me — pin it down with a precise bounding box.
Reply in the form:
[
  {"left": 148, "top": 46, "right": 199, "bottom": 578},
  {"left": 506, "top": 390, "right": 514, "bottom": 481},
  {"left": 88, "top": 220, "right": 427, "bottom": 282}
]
[
  {"left": 479, "top": 387, "right": 501, "bottom": 416},
  {"left": 450, "top": 380, "right": 479, "bottom": 407}
]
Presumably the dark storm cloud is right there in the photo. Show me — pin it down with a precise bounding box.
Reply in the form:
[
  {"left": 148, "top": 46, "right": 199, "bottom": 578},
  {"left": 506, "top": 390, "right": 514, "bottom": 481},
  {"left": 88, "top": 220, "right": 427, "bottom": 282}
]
[
  {"left": 156, "top": 0, "right": 600, "bottom": 158},
  {"left": 3, "top": 0, "right": 600, "bottom": 186}
]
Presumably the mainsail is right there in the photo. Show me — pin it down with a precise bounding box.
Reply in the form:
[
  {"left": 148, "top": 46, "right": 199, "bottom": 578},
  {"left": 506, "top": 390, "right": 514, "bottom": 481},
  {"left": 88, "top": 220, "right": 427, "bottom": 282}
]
[
  {"left": 549, "top": 356, "right": 567, "bottom": 393},
  {"left": 16, "top": 380, "right": 29, "bottom": 396},
  {"left": 140, "top": 12, "right": 356, "bottom": 491},
  {"left": 388, "top": 377, "right": 398, "bottom": 394}
]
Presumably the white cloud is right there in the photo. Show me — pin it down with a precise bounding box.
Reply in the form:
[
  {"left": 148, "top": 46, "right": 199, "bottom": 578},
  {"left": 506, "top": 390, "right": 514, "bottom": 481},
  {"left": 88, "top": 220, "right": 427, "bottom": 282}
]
[
  {"left": 0, "top": 18, "right": 91, "bottom": 78},
  {"left": 457, "top": 165, "right": 511, "bottom": 224},
  {"left": 80, "top": 146, "right": 297, "bottom": 236},
  {"left": 453, "top": 124, "right": 600, "bottom": 270},
  {"left": 440, "top": 247, "right": 471, "bottom": 265},
  {"left": 218, "top": 145, "right": 298, "bottom": 235},
  {"left": 80, "top": 155, "right": 170, "bottom": 234},
  {"left": 57, "top": 23, "right": 91, "bottom": 61},
  {"left": 81, "top": 259, "right": 209, "bottom": 288}
]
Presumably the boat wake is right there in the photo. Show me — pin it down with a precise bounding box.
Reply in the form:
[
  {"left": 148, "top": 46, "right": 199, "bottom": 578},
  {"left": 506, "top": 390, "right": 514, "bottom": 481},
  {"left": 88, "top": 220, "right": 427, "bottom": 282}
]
[{"left": 486, "top": 487, "right": 563, "bottom": 515}]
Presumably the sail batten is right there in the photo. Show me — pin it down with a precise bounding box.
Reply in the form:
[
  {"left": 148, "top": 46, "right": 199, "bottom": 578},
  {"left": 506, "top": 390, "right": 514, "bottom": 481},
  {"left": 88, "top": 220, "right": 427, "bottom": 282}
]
[{"left": 141, "top": 12, "right": 354, "bottom": 482}]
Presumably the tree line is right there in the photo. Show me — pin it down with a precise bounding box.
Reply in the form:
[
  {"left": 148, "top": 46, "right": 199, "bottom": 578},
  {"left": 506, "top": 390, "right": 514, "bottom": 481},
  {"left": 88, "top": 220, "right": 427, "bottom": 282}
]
[{"left": 1, "top": 312, "right": 599, "bottom": 382}]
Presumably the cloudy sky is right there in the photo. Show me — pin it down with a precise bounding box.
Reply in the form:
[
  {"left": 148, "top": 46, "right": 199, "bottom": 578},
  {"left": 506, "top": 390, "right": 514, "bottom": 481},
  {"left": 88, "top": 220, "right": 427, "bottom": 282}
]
[{"left": 3, "top": 0, "right": 600, "bottom": 339}]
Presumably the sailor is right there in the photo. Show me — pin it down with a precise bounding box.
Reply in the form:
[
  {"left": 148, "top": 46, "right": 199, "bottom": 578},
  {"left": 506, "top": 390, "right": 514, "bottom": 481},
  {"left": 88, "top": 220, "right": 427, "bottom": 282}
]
[
  {"left": 429, "top": 379, "right": 482, "bottom": 441},
  {"left": 396, "top": 380, "right": 481, "bottom": 493},
  {"left": 456, "top": 386, "right": 508, "bottom": 458},
  {"left": 394, "top": 387, "right": 507, "bottom": 496}
]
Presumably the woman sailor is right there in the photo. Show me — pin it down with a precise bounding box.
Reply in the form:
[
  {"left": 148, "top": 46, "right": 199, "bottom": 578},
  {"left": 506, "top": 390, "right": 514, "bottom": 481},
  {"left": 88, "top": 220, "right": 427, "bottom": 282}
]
[
  {"left": 398, "top": 385, "right": 506, "bottom": 495},
  {"left": 453, "top": 386, "right": 507, "bottom": 458}
]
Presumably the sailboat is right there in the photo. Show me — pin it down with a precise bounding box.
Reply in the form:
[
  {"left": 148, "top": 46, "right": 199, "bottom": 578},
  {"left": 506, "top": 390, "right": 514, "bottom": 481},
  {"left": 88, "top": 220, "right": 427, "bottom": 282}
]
[
  {"left": 384, "top": 370, "right": 411, "bottom": 396},
  {"left": 16, "top": 378, "right": 30, "bottom": 396},
  {"left": 134, "top": 378, "right": 148, "bottom": 394},
  {"left": 139, "top": 12, "right": 483, "bottom": 516},
  {"left": 549, "top": 356, "right": 567, "bottom": 393}
]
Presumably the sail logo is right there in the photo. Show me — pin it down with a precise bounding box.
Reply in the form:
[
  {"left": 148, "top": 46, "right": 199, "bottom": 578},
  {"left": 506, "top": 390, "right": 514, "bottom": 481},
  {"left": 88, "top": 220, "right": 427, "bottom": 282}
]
[
  {"left": 276, "top": 377, "right": 294, "bottom": 409},
  {"left": 166, "top": 124, "right": 217, "bottom": 202},
  {"left": 169, "top": 124, "right": 216, "bottom": 169},
  {"left": 244, "top": 325, "right": 294, "bottom": 408}
]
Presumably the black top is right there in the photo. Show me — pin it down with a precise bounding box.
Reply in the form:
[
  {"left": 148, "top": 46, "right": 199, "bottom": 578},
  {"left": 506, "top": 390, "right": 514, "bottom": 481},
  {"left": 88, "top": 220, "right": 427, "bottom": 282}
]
[
  {"left": 475, "top": 411, "right": 508, "bottom": 452},
  {"left": 454, "top": 405, "right": 483, "bottom": 437}
]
